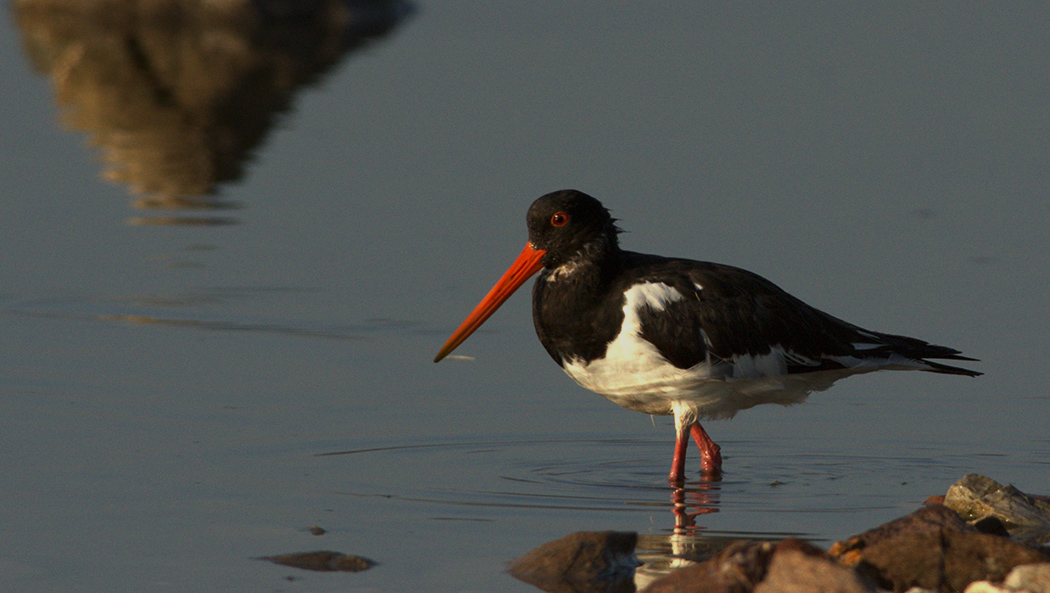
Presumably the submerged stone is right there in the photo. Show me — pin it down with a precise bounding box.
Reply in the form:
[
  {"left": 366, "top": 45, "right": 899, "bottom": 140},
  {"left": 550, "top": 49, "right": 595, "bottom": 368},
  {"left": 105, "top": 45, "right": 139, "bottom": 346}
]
[{"left": 262, "top": 550, "right": 376, "bottom": 572}]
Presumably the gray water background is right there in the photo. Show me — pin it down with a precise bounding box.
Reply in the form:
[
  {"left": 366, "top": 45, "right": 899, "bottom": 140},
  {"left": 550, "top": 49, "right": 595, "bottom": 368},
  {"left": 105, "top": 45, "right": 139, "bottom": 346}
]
[{"left": 1, "top": 2, "right": 1048, "bottom": 591}]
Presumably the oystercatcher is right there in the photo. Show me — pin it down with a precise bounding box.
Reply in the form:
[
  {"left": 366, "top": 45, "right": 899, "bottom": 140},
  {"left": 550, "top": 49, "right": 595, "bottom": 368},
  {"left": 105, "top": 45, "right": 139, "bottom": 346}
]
[{"left": 434, "top": 190, "right": 981, "bottom": 482}]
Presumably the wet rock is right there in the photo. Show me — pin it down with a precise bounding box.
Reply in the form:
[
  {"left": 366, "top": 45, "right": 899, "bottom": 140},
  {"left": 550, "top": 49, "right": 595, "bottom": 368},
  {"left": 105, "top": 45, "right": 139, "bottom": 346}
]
[
  {"left": 829, "top": 503, "right": 971, "bottom": 569},
  {"left": 829, "top": 504, "right": 1049, "bottom": 592},
  {"left": 507, "top": 531, "right": 639, "bottom": 593},
  {"left": 640, "top": 539, "right": 877, "bottom": 593},
  {"left": 515, "top": 476, "right": 1050, "bottom": 593},
  {"left": 945, "top": 474, "right": 1050, "bottom": 546},
  {"left": 262, "top": 550, "right": 376, "bottom": 572},
  {"left": 753, "top": 539, "right": 877, "bottom": 593}
]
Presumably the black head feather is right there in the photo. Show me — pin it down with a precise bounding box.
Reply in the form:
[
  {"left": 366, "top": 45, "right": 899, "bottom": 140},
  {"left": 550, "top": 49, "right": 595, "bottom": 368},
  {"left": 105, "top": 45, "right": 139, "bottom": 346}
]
[{"left": 526, "top": 190, "right": 622, "bottom": 268}]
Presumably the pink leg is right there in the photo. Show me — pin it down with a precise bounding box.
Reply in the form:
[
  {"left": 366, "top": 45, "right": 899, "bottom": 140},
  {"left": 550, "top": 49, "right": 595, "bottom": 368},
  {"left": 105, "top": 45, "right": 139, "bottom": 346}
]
[
  {"left": 690, "top": 423, "right": 722, "bottom": 475},
  {"left": 668, "top": 420, "right": 689, "bottom": 483}
]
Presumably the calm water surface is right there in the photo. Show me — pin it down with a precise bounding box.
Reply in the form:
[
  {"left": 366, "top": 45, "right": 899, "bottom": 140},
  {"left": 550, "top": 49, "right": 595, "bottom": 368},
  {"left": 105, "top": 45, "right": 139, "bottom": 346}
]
[{"left": 2, "top": 2, "right": 1049, "bottom": 591}]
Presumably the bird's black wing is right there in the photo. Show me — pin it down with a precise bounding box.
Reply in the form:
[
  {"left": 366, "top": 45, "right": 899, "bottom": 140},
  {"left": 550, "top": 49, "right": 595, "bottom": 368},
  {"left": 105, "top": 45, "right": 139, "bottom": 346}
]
[{"left": 624, "top": 254, "right": 980, "bottom": 377}]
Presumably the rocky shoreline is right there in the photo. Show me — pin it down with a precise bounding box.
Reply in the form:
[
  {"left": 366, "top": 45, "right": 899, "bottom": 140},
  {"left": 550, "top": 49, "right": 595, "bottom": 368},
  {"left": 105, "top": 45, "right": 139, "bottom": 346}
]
[
  {"left": 258, "top": 474, "right": 1049, "bottom": 591},
  {"left": 507, "top": 474, "right": 1050, "bottom": 593}
]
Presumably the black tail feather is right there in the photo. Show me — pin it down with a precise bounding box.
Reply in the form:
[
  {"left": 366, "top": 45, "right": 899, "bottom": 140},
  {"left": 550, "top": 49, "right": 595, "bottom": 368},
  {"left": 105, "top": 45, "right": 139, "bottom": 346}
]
[
  {"left": 918, "top": 358, "right": 982, "bottom": 377},
  {"left": 860, "top": 330, "right": 982, "bottom": 377}
]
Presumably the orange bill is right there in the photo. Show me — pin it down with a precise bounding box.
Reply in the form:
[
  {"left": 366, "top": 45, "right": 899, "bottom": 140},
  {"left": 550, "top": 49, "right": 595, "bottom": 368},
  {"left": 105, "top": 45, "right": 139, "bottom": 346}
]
[{"left": 434, "top": 242, "right": 547, "bottom": 362}]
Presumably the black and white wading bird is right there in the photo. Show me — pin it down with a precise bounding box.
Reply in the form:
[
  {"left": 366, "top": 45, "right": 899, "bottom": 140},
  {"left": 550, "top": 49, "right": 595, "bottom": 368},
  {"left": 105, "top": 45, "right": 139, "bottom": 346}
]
[{"left": 434, "top": 190, "right": 981, "bottom": 482}]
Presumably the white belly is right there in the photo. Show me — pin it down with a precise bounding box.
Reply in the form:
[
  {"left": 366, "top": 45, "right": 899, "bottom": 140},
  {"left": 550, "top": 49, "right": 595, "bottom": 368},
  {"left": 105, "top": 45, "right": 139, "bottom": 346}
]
[{"left": 562, "top": 355, "right": 873, "bottom": 421}]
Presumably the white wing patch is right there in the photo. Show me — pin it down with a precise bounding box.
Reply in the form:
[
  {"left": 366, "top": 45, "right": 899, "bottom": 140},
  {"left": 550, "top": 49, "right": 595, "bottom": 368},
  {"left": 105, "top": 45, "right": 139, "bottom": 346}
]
[{"left": 630, "top": 282, "right": 686, "bottom": 311}]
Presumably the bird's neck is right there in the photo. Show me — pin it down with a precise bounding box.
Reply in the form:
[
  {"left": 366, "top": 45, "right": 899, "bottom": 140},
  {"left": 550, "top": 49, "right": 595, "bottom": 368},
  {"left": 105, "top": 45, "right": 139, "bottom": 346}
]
[
  {"left": 544, "top": 237, "right": 620, "bottom": 283},
  {"left": 533, "top": 247, "right": 626, "bottom": 366}
]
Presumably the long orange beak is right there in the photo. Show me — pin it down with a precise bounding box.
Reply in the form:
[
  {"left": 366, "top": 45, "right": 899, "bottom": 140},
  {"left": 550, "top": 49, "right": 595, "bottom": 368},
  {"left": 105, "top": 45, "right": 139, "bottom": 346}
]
[{"left": 434, "top": 242, "right": 547, "bottom": 362}]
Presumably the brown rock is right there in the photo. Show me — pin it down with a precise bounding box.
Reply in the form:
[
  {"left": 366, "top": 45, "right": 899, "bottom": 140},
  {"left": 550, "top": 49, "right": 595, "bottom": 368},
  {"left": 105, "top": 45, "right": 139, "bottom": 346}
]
[
  {"left": 508, "top": 531, "right": 638, "bottom": 593},
  {"left": 829, "top": 504, "right": 972, "bottom": 566},
  {"left": 939, "top": 531, "right": 1049, "bottom": 590},
  {"left": 753, "top": 539, "right": 877, "bottom": 593},
  {"left": 830, "top": 505, "right": 1049, "bottom": 593},
  {"left": 642, "top": 539, "right": 877, "bottom": 593}
]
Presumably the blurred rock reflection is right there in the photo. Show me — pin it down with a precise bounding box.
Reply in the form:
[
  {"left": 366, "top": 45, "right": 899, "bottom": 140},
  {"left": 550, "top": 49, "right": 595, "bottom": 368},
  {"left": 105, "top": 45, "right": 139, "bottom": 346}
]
[{"left": 14, "top": 0, "right": 410, "bottom": 221}]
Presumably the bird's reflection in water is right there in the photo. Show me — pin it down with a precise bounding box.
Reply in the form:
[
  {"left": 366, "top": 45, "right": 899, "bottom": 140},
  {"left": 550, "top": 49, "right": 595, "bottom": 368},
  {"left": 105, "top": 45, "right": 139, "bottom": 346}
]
[
  {"left": 622, "top": 476, "right": 723, "bottom": 590},
  {"left": 671, "top": 474, "right": 721, "bottom": 533}
]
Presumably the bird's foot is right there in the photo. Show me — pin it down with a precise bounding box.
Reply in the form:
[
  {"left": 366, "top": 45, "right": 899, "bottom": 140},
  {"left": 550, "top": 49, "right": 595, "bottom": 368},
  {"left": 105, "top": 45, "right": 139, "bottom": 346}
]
[{"left": 691, "top": 423, "right": 723, "bottom": 475}]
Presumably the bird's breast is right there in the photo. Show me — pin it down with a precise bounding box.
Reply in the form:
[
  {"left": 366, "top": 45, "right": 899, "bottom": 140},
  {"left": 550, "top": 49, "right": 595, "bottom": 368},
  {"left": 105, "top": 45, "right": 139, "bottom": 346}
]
[{"left": 552, "top": 282, "right": 718, "bottom": 411}]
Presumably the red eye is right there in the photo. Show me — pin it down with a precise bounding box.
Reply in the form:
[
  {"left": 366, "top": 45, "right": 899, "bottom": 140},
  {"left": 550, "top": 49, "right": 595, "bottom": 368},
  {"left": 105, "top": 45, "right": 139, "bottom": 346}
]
[{"left": 550, "top": 212, "right": 569, "bottom": 227}]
